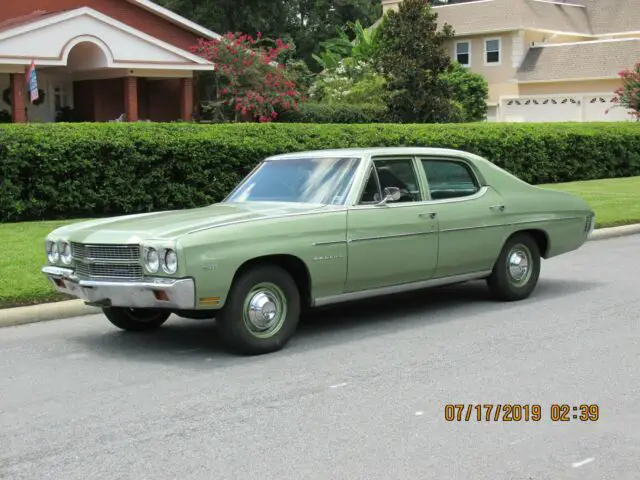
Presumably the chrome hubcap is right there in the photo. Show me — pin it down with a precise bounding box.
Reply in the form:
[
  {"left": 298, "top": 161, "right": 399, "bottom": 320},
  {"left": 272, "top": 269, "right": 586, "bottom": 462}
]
[
  {"left": 243, "top": 283, "right": 287, "bottom": 338},
  {"left": 507, "top": 245, "right": 532, "bottom": 286}
]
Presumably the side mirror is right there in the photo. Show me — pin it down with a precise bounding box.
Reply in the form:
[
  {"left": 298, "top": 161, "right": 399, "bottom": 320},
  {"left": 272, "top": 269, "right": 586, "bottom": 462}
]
[{"left": 376, "top": 187, "right": 401, "bottom": 206}]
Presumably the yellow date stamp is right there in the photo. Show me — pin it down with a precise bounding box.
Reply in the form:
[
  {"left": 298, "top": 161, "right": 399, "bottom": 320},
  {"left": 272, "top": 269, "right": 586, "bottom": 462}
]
[{"left": 444, "top": 404, "right": 599, "bottom": 422}]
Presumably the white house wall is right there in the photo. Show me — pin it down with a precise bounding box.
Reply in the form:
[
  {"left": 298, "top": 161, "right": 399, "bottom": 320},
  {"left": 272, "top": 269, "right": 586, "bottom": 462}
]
[{"left": 0, "top": 13, "right": 195, "bottom": 66}]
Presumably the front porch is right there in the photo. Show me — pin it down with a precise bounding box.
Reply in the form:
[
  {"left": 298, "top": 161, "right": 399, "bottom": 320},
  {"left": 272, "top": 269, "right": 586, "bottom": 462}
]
[{"left": 0, "top": 7, "right": 213, "bottom": 123}]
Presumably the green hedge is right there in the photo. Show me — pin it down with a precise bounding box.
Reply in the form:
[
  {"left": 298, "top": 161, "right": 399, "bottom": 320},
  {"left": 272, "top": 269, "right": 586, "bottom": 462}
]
[
  {"left": 1, "top": 122, "right": 639, "bottom": 222},
  {"left": 276, "top": 102, "right": 389, "bottom": 123}
]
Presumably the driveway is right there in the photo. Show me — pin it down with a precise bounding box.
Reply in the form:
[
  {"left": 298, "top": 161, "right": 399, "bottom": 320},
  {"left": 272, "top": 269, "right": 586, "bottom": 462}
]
[{"left": 1, "top": 235, "right": 639, "bottom": 479}]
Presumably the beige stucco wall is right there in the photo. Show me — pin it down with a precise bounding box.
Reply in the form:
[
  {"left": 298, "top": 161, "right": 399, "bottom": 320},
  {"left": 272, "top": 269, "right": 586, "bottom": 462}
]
[
  {"left": 446, "top": 31, "right": 520, "bottom": 103},
  {"left": 519, "top": 79, "right": 622, "bottom": 96}
]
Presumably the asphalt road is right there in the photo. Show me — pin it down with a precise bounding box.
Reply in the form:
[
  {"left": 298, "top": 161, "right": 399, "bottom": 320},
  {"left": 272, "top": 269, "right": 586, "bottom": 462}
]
[{"left": 1, "top": 235, "right": 639, "bottom": 480}]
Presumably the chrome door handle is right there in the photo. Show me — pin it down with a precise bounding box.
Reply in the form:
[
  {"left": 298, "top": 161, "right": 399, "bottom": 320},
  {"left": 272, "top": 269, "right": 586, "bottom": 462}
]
[
  {"left": 489, "top": 205, "right": 505, "bottom": 212},
  {"left": 419, "top": 212, "right": 437, "bottom": 219}
]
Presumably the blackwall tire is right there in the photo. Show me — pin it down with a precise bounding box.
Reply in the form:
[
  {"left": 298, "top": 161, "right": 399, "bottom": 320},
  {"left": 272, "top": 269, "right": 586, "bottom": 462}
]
[{"left": 487, "top": 233, "right": 541, "bottom": 302}]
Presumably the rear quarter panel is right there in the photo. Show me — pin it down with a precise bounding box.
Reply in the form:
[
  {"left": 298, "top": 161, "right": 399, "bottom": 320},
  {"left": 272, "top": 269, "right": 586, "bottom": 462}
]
[{"left": 471, "top": 155, "right": 593, "bottom": 259}]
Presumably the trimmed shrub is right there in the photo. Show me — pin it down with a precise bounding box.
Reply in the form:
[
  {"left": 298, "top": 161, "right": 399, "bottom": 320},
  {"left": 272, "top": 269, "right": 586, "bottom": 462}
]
[
  {"left": 277, "top": 102, "right": 389, "bottom": 123},
  {"left": 1, "top": 122, "right": 639, "bottom": 222}
]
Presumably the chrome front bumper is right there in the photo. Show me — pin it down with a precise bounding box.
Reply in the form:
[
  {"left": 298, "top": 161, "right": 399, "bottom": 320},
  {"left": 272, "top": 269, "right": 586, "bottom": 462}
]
[{"left": 42, "top": 266, "right": 195, "bottom": 310}]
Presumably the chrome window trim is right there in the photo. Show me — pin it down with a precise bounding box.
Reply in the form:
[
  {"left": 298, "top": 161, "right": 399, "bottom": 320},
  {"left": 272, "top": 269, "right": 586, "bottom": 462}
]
[
  {"left": 348, "top": 186, "right": 490, "bottom": 211},
  {"left": 418, "top": 156, "right": 483, "bottom": 200}
]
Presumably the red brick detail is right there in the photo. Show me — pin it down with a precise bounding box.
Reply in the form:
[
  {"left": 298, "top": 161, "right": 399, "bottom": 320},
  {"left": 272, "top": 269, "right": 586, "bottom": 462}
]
[
  {"left": 180, "top": 77, "right": 194, "bottom": 121},
  {"left": 123, "top": 77, "right": 138, "bottom": 122},
  {"left": 0, "top": 0, "right": 203, "bottom": 51},
  {"left": 10, "top": 73, "right": 26, "bottom": 123}
]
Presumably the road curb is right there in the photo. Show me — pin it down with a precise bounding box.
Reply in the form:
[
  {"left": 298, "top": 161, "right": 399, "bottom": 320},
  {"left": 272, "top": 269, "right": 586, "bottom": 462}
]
[
  {"left": 587, "top": 223, "right": 640, "bottom": 241},
  {"left": 1, "top": 223, "right": 639, "bottom": 329},
  {"left": 0, "top": 300, "right": 99, "bottom": 328}
]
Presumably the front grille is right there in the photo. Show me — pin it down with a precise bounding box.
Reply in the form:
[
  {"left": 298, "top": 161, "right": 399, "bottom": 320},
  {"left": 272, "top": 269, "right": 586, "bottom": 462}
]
[
  {"left": 76, "top": 262, "right": 144, "bottom": 280},
  {"left": 72, "top": 242, "right": 143, "bottom": 281},
  {"left": 71, "top": 243, "right": 140, "bottom": 262}
]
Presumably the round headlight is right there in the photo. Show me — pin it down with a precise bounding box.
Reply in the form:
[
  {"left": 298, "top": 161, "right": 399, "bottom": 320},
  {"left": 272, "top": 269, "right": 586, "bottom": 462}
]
[
  {"left": 46, "top": 240, "right": 59, "bottom": 264},
  {"left": 145, "top": 248, "right": 159, "bottom": 273},
  {"left": 60, "top": 242, "right": 72, "bottom": 265},
  {"left": 163, "top": 249, "right": 178, "bottom": 274}
]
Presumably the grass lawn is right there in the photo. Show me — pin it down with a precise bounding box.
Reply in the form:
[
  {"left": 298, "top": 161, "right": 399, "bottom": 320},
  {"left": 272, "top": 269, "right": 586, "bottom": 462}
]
[
  {"left": 540, "top": 176, "right": 640, "bottom": 228},
  {"left": 2, "top": 175, "right": 640, "bottom": 309},
  {"left": 0, "top": 219, "right": 88, "bottom": 309}
]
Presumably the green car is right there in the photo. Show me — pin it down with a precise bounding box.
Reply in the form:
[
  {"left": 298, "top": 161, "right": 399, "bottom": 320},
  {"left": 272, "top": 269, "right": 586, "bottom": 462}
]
[{"left": 42, "top": 147, "right": 595, "bottom": 355}]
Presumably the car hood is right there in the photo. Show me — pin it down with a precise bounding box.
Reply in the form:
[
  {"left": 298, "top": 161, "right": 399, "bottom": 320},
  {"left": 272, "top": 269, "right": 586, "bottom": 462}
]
[{"left": 52, "top": 202, "right": 327, "bottom": 244}]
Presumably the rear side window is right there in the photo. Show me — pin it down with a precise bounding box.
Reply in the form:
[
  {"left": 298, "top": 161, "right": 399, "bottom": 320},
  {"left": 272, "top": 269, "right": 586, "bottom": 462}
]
[{"left": 421, "top": 159, "right": 479, "bottom": 200}]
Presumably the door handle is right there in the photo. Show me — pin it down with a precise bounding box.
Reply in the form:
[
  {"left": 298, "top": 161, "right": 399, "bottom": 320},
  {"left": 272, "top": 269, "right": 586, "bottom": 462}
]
[
  {"left": 419, "top": 212, "right": 437, "bottom": 219},
  {"left": 489, "top": 205, "right": 505, "bottom": 212}
]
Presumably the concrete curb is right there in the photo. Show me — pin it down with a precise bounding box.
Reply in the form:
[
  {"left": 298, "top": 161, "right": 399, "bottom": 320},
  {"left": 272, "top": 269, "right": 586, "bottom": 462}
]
[
  {"left": 1, "top": 223, "right": 639, "bottom": 329},
  {"left": 587, "top": 223, "right": 640, "bottom": 241},
  {"left": 0, "top": 300, "right": 99, "bottom": 328}
]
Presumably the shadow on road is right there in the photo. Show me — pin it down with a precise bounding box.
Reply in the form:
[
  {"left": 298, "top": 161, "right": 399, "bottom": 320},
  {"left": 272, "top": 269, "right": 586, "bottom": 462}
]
[{"left": 71, "top": 277, "right": 603, "bottom": 364}]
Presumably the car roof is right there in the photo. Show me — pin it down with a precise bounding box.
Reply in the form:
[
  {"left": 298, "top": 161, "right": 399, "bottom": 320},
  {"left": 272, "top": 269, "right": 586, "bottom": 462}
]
[{"left": 265, "top": 147, "right": 479, "bottom": 160}]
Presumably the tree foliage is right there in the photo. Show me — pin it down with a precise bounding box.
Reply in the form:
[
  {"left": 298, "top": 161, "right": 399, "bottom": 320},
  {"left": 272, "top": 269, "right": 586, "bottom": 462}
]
[
  {"left": 155, "top": 0, "right": 381, "bottom": 68},
  {"left": 440, "top": 62, "right": 489, "bottom": 122},
  {"left": 192, "top": 33, "right": 304, "bottom": 122},
  {"left": 611, "top": 61, "right": 640, "bottom": 119},
  {"left": 375, "top": 0, "right": 457, "bottom": 123}
]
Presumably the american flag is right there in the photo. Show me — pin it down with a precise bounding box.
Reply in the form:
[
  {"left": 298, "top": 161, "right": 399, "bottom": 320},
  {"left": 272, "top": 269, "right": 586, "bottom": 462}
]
[{"left": 25, "top": 60, "right": 39, "bottom": 104}]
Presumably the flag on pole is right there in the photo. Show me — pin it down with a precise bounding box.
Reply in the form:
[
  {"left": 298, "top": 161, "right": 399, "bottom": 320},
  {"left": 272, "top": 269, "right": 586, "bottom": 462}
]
[{"left": 25, "top": 60, "right": 39, "bottom": 104}]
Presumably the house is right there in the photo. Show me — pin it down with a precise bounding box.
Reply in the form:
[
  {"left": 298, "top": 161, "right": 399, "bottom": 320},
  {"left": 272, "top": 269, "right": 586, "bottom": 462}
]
[
  {"left": 0, "top": 0, "right": 219, "bottom": 123},
  {"left": 381, "top": 0, "right": 639, "bottom": 122}
]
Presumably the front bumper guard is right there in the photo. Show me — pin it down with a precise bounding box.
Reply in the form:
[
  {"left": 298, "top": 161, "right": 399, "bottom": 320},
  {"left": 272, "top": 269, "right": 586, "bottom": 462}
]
[{"left": 42, "top": 266, "right": 195, "bottom": 310}]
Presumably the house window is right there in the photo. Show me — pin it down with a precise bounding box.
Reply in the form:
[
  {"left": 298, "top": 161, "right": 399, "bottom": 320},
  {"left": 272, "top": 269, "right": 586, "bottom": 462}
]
[
  {"left": 455, "top": 41, "right": 470, "bottom": 66},
  {"left": 484, "top": 38, "right": 501, "bottom": 64}
]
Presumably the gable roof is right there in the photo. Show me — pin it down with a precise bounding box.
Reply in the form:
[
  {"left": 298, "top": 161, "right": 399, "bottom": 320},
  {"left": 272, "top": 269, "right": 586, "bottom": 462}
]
[
  {"left": 517, "top": 38, "right": 640, "bottom": 82},
  {"left": 0, "top": 7, "right": 214, "bottom": 69},
  {"left": 580, "top": 0, "right": 640, "bottom": 35},
  {"left": 431, "top": 0, "right": 594, "bottom": 36},
  {"left": 126, "top": 0, "right": 220, "bottom": 40}
]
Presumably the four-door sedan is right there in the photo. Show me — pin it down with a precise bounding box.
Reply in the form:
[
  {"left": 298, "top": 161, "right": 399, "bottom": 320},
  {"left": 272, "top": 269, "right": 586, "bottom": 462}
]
[{"left": 42, "top": 147, "right": 595, "bottom": 355}]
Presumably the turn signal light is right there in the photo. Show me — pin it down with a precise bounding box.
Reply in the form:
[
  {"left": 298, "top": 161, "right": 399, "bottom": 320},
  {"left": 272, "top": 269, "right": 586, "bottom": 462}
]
[{"left": 153, "top": 290, "right": 170, "bottom": 302}]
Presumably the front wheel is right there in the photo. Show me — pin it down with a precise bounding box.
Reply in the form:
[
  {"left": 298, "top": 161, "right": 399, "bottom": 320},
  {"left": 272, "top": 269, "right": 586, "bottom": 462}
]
[
  {"left": 216, "top": 264, "right": 300, "bottom": 355},
  {"left": 102, "top": 307, "right": 170, "bottom": 332},
  {"left": 487, "top": 233, "right": 541, "bottom": 301}
]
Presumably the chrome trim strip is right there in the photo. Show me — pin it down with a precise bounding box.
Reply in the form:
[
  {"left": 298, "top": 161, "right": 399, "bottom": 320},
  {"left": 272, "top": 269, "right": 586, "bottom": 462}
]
[
  {"left": 312, "top": 270, "right": 491, "bottom": 307},
  {"left": 349, "top": 230, "right": 435, "bottom": 243},
  {"left": 438, "top": 215, "right": 586, "bottom": 234},
  {"left": 42, "top": 266, "right": 195, "bottom": 310},
  {"left": 312, "top": 240, "right": 348, "bottom": 246}
]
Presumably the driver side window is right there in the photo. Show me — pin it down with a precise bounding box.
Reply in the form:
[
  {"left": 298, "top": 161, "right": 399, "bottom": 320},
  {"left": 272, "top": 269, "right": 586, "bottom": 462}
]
[{"left": 359, "top": 158, "right": 422, "bottom": 204}]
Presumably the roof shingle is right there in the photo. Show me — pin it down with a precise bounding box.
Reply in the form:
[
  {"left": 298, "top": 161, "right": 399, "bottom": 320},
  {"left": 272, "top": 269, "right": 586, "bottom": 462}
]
[{"left": 517, "top": 39, "right": 640, "bottom": 81}]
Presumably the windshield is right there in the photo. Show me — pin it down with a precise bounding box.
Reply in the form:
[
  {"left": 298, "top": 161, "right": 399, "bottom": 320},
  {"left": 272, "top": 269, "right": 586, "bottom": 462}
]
[{"left": 225, "top": 157, "right": 361, "bottom": 204}]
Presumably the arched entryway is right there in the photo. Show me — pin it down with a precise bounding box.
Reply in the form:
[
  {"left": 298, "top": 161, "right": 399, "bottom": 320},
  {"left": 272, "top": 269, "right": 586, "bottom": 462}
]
[{"left": 0, "top": 7, "right": 214, "bottom": 123}]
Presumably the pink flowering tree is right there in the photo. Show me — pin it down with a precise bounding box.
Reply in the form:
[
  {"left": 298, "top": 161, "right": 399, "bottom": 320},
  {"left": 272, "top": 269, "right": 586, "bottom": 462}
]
[
  {"left": 610, "top": 62, "right": 640, "bottom": 120},
  {"left": 191, "top": 32, "right": 304, "bottom": 122}
]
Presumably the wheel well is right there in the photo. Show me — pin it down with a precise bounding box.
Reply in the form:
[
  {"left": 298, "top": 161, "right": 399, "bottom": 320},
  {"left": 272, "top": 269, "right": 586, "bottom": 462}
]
[
  {"left": 513, "top": 229, "right": 549, "bottom": 258},
  {"left": 233, "top": 255, "right": 312, "bottom": 307}
]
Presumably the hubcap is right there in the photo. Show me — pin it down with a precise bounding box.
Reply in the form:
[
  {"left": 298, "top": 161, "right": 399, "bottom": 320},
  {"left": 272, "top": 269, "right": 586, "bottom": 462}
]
[
  {"left": 507, "top": 245, "right": 532, "bottom": 286},
  {"left": 243, "top": 283, "right": 287, "bottom": 338}
]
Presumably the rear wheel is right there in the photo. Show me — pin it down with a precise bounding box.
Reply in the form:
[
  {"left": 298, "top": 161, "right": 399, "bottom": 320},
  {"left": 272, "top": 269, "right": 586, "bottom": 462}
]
[
  {"left": 216, "top": 264, "right": 300, "bottom": 355},
  {"left": 103, "top": 307, "right": 170, "bottom": 332},
  {"left": 487, "top": 233, "right": 541, "bottom": 301}
]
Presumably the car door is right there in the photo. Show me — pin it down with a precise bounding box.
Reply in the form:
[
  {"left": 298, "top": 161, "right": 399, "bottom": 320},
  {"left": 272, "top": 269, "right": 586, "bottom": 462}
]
[
  {"left": 418, "top": 156, "right": 508, "bottom": 278},
  {"left": 345, "top": 156, "right": 439, "bottom": 293}
]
